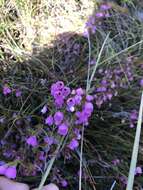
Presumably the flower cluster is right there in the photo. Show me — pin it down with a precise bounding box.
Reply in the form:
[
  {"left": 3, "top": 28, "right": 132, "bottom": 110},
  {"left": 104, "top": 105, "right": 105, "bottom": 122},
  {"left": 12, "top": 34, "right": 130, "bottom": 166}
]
[
  {"left": 94, "top": 57, "right": 134, "bottom": 108},
  {"left": 51, "top": 81, "right": 71, "bottom": 108},
  {"left": 43, "top": 81, "right": 94, "bottom": 150},
  {"left": 0, "top": 164, "right": 17, "bottom": 179},
  {"left": 0, "top": 81, "right": 94, "bottom": 181},
  {"left": 2, "top": 84, "right": 22, "bottom": 97},
  {"left": 84, "top": 3, "right": 111, "bottom": 36}
]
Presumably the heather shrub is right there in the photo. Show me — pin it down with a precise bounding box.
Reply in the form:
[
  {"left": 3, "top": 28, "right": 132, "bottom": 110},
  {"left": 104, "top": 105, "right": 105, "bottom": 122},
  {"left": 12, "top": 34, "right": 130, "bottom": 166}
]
[{"left": 0, "top": 1, "right": 143, "bottom": 190}]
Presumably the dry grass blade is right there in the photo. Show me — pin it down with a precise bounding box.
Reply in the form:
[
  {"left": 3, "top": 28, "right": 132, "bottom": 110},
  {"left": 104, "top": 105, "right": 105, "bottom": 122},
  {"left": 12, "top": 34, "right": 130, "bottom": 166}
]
[{"left": 126, "top": 92, "right": 143, "bottom": 190}]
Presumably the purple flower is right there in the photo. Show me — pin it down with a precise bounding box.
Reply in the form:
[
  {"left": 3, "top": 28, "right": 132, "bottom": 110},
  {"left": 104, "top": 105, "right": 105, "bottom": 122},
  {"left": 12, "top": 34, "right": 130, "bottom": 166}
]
[
  {"left": 114, "top": 91, "right": 118, "bottom": 96},
  {"left": 15, "top": 89, "right": 22, "bottom": 97},
  {"left": 83, "top": 28, "right": 88, "bottom": 37},
  {"left": 129, "top": 76, "right": 134, "bottom": 81},
  {"left": 0, "top": 117, "right": 5, "bottom": 123},
  {"left": 135, "top": 166, "right": 142, "bottom": 175},
  {"left": 76, "top": 88, "right": 84, "bottom": 96},
  {"left": 44, "top": 136, "right": 54, "bottom": 145},
  {"left": 55, "top": 81, "right": 64, "bottom": 90},
  {"left": 39, "top": 152, "right": 45, "bottom": 161},
  {"left": 73, "top": 43, "right": 80, "bottom": 51},
  {"left": 86, "top": 95, "right": 94, "bottom": 101},
  {"left": 0, "top": 164, "right": 7, "bottom": 175},
  {"left": 0, "top": 161, "right": 5, "bottom": 165},
  {"left": 12, "top": 112, "right": 17, "bottom": 118},
  {"left": 68, "top": 139, "right": 79, "bottom": 150},
  {"left": 126, "top": 56, "right": 133, "bottom": 63},
  {"left": 55, "top": 97, "right": 64, "bottom": 108},
  {"left": 88, "top": 16, "right": 95, "bottom": 25},
  {"left": 61, "top": 179, "right": 68, "bottom": 187},
  {"left": 51, "top": 81, "right": 64, "bottom": 96},
  {"left": 98, "top": 68, "right": 103, "bottom": 74},
  {"left": 62, "top": 87, "right": 71, "bottom": 97},
  {"left": 112, "top": 159, "right": 120, "bottom": 166},
  {"left": 67, "top": 98, "right": 75, "bottom": 108},
  {"left": 71, "top": 89, "right": 76, "bottom": 95},
  {"left": 101, "top": 79, "right": 107, "bottom": 85},
  {"left": 100, "top": 4, "right": 111, "bottom": 11},
  {"left": 41, "top": 105, "right": 48, "bottom": 114},
  {"left": 53, "top": 90, "right": 63, "bottom": 99},
  {"left": 102, "top": 94, "right": 107, "bottom": 102},
  {"left": 84, "top": 102, "right": 94, "bottom": 114},
  {"left": 74, "top": 95, "right": 82, "bottom": 105},
  {"left": 130, "top": 123, "right": 135, "bottom": 128},
  {"left": 5, "top": 166, "right": 17, "bottom": 179},
  {"left": 106, "top": 92, "right": 113, "bottom": 100},
  {"left": 45, "top": 115, "right": 53, "bottom": 126},
  {"left": 67, "top": 106, "right": 75, "bottom": 112},
  {"left": 91, "top": 26, "right": 97, "bottom": 34},
  {"left": 74, "top": 128, "right": 81, "bottom": 140},
  {"left": 90, "top": 17, "right": 95, "bottom": 25},
  {"left": 26, "top": 136, "right": 38, "bottom": 147},
  {"left": 111, "top": 81, "right": 116, "bottom": 88},
  {"left": 96, "top": 98, "right": 103, "bottom": 108},
  {"left": 51, "top": 84, "right": 58, "bottom": 96},
  {"left": 58, "top": 123, "right": 68, "bottom": 136},
  {"left": 85, "top": 20, "right": 92, "bottom": 28},
  {"left": 96, "top": 86, "right": 107, "bottom": 92},
  {"left": 3, "top": 85, "right": 12, "bottom": 96},
  {"left": 75, "top": 111, "right": 88, "bottom": 124},
  {"left": 3, "top": 150, "right": 12, "bottom": 158},
  {"left": 140, "top": 79, "right": 143, "bottom": 87},
  {"left": 90, "top": 59, "right": 96, "bottom": 65},
  {"left": 130, "top": 110, "right": 138, "bottom": 121},
  {"left": 54, "top": 111, "right": 64, "bottom": 125},
  {"left": 105, "top": 13, "right": 110, "bottom": 18},
  {"left": 95, "top": 12, "right": 104, "bottom": 18}
]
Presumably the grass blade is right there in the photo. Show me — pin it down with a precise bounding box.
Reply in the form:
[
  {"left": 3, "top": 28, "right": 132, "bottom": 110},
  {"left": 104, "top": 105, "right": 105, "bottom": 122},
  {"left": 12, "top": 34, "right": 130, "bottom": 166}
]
[
  {"left": 79, "top": 126, "right": 85, "bottom": 190},
  {"left": 38, "top": 137, "right": 64, "bottom": 190},
  {"left": 87, "top": 32, "right": 110, "bottom": 92},
  {"left": 126, "top": 92, "right": 143, "bottom": 190},
  {"left": 110, "top": 180, "right": 116, "bottom": 190}
]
